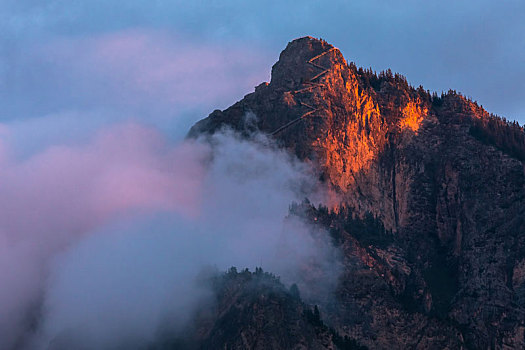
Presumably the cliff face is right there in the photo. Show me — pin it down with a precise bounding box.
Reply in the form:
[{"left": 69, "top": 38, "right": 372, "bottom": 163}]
[{"left": 189, "top": 37, "right": 525, "bottom": 349}]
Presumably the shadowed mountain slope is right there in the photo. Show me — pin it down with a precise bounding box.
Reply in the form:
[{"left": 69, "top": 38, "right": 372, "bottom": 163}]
[{"left": 189, "top": 36, "right": 525, "bottom": 349}]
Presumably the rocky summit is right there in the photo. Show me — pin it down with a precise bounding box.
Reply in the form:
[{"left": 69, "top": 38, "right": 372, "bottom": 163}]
[{"left": 188, "top": 36, "right": 525, "bottom": 349}]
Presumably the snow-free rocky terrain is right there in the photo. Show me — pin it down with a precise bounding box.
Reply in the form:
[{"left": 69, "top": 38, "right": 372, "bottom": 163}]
[{"left": 186, "top": 36, "right": 525, "bottom": 349}]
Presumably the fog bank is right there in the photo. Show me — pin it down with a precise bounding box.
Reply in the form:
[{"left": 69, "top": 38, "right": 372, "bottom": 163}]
[{"left": 0, "top": 123, "right": 339, "bottom": 349}]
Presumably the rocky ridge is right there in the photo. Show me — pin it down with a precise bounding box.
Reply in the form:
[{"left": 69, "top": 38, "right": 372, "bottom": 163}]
[{"left": 189, "top": 36, "right": 525, "bottom": 349}]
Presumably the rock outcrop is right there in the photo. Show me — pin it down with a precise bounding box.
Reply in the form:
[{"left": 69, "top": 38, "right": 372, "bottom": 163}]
[{"left": 189, "top": 36, "right": 525, "bottom": 349}]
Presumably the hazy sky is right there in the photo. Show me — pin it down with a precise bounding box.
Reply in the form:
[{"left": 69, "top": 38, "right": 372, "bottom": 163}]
[{"left": 1, "top": 0, "right": 524, "bottom": 131}]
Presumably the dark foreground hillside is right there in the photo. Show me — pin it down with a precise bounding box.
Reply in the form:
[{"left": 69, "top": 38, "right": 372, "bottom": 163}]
[{"left": 155, "top": 269, "right": 367, "bottom": 350}]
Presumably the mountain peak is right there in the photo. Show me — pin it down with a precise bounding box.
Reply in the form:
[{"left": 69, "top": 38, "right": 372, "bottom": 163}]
[
  {"left": 270, "top": 36, "right": 344, "bottom": 89},
  {"left": 188, "top": 35, "right": 525, "bottom": 218}
]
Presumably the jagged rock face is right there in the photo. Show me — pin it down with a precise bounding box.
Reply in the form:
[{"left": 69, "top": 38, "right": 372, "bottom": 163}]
[
  {"left": 188, "top": 36, "right": 429, "bottom": 232},
  {"left": 189, "top": 37, "right": 525, "bottom": 349}
]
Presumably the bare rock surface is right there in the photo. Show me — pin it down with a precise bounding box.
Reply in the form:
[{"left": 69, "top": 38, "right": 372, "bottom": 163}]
[{"left": 189, "top": 36, "right": 525, "bottom": 349}]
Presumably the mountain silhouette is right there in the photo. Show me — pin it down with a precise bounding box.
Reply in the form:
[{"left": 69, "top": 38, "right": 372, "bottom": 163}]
[{"left": 188, "top": 36, "right": 525, "bottom": 349}]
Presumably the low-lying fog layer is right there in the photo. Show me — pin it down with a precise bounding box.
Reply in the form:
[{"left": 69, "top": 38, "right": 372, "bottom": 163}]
[{"left": 0, "top": 122, "right": 340, "bottom": 349}]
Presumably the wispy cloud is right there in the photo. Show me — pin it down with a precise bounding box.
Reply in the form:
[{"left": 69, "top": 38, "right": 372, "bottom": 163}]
[
  {"left": 0, "top": 122, "right": 338, "bottom": 349},
  {"left": 0, "top": 28, "right": 273, "bottom": 140}
]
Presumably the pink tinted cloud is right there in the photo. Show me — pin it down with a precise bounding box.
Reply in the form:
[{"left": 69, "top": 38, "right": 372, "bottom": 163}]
[
  {"left": 0, "top": 121, "right": 340, "bottom": 349},
  {"left": 0, "top": 123, "right": 207, "bottom": 246},
  {"left": 42, "top": 29, "right": 272, "bottom": 108},
  {"left": 0, "top": 122, "right": 211, "bottom": 349},
  {"left": 0, "top": 122, "right": 210, "bottom": 349}
]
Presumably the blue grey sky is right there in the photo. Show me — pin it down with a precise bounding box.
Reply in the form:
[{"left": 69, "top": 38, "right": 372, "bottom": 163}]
[{"left": 1, "top": 0, "right": 524, "bottom": 136}]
